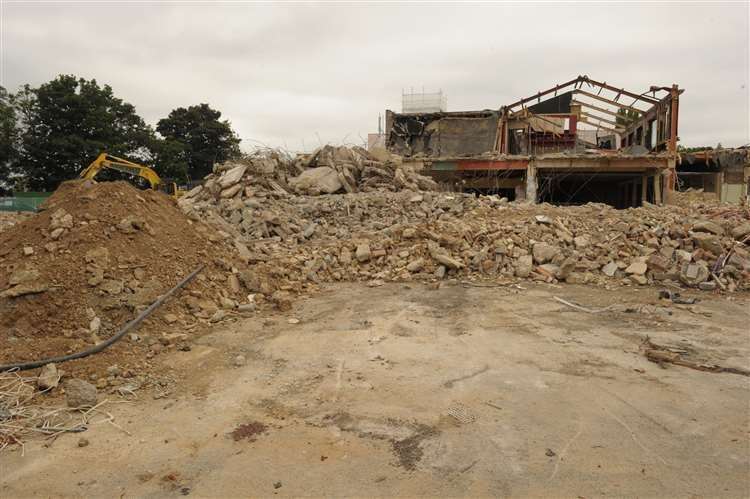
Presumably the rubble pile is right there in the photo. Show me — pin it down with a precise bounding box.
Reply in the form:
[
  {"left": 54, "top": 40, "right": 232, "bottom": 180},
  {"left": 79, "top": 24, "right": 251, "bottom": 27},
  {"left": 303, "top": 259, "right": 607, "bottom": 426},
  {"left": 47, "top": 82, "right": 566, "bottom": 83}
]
[
  {"left": 182, "top": 145, "right": 437, "bottom": 204},
  {"left": 0, "top": 180, "right": 245, "bottom": 381},
  {"left": 181, "top": 184, "right": 750, "bottom": 297},
  {"left": 292, "top": 145, "right": 438, "bottom": 194},
  {"left": 3, "top": 167, "right": 748, "bottom": 389},
  {"left": 178, "top": 145, "right": 439, "bottom": 244}
]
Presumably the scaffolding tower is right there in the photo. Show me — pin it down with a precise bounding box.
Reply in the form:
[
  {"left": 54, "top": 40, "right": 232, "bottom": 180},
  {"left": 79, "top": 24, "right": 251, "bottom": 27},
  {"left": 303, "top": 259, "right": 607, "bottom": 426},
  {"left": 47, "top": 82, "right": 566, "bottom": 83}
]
[{"left": 402, "top": 89, "right": 447, "bottom": 113}]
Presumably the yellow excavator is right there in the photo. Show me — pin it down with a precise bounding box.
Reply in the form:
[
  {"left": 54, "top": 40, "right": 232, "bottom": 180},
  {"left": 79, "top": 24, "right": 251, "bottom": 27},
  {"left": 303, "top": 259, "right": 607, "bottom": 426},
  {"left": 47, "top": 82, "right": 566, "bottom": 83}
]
[{"left": 79, "top": 153, "right": 185, "bottom": 198}]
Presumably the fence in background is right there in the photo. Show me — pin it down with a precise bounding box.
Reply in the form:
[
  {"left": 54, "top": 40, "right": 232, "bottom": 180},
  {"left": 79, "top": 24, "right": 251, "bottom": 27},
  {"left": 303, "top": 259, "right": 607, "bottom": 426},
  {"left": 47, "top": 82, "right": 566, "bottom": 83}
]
[{"left": 0, "top": 193, "right": 51, "bottom": 212}]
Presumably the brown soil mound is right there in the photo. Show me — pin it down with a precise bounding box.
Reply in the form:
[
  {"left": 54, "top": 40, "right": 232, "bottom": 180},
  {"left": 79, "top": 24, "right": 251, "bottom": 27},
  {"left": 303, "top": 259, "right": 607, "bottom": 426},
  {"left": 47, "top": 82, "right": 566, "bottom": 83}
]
[
  {"left": 0, "top": 180, "right": 239, "bottom": 380},
  {"left": 0, "top": 212, "right": 31, "bottom": 233}
]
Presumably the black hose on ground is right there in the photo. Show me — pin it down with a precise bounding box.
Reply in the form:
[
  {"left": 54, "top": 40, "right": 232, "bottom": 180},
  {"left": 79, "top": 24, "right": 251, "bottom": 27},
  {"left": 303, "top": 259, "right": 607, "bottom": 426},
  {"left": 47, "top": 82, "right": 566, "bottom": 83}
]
[{"left": 0, "top": 264, "right": 204, "bottom": 372}]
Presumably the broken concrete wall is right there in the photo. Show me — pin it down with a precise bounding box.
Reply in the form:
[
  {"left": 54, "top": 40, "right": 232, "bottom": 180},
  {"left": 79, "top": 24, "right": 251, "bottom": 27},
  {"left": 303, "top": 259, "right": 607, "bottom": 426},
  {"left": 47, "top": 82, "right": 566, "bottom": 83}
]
[{"left": 386, "top": 110, "right": 499, "bottom": 158}]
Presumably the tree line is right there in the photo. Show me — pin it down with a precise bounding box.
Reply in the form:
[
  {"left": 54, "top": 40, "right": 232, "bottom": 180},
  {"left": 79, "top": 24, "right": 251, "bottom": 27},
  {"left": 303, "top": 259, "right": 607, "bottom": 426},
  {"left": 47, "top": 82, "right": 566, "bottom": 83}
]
[{"left": 0, "top": 75, "right": 241, "bottom": 192}]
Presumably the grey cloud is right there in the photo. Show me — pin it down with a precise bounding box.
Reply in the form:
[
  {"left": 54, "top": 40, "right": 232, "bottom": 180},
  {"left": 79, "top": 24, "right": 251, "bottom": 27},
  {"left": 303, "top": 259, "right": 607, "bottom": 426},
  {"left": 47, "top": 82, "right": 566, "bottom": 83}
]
[{"left": 2, "top": 2, "right": 748, "bottom": 151}]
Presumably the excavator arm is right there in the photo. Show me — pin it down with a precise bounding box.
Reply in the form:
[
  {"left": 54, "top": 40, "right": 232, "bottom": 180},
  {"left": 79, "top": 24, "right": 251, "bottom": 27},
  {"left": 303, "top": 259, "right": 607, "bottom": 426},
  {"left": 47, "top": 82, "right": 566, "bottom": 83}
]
[{"left": 80, "top": 153, "right": 164, "bottom": 189}]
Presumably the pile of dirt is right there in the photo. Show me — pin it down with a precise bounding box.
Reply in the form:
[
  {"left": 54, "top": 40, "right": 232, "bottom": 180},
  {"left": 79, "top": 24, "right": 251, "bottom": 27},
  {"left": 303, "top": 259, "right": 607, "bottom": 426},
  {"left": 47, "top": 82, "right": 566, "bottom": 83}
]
[
  {"left": 0, "top": 180, "right": 245, "bottom": 384},
  {"left": 0, "top": 212, "right": 31, "bottom": 234}
]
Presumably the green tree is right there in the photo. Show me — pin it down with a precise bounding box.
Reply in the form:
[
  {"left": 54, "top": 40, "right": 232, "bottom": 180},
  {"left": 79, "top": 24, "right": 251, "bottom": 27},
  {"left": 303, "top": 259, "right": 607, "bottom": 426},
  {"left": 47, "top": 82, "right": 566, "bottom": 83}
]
[
  {"left": 156, "top": 103, "right": 241, "bottom": 180},
  {"left": 148, "top": 138, "right": 189, "bottom": 183},
  {"left": 16, "top": 75, "right": 154, "bottom": 190},
  {"left": 0, "top": 86, "right": 18, "bottom": 185},
  {"left": 615, "top": 107, "right": 640, "bottom": 128}
]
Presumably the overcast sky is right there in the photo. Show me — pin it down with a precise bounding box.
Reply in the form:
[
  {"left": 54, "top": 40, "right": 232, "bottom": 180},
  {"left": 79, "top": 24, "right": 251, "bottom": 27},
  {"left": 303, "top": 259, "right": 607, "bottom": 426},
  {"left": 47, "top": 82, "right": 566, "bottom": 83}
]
[{"left": 2, "top": 1, "right": 748, "bottom": 151}]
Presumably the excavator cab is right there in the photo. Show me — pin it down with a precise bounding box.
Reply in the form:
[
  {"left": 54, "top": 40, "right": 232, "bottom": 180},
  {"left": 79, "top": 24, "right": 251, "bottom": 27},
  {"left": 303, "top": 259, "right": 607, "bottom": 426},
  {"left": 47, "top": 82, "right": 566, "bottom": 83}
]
[{"left": 156, "top": 181, "right": 180, "bottom": 197}]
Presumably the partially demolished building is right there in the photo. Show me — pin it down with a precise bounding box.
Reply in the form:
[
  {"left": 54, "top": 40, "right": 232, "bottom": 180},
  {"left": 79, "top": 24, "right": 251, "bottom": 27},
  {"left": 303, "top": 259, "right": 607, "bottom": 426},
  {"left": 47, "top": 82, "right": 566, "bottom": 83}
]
[
  {"left": 386, "top": 75, "right": 683, "bottom": 207},
  {"left": 677, "top": 147, "right": 749, "bottom": 203}
]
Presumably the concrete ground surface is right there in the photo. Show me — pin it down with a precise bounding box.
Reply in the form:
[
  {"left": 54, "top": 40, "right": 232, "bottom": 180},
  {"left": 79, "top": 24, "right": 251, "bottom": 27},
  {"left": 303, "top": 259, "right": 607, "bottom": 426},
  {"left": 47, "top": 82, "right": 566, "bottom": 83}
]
[{"left": 2, "top": 281, "right": 749, "bottom": 498}]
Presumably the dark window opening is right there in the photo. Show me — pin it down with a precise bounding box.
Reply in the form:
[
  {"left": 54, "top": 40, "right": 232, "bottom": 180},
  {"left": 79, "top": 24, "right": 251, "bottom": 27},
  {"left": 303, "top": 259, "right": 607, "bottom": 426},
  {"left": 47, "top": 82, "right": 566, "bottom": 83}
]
[{"left": 538, "top": 172, "right": 652, "bottom": 209}]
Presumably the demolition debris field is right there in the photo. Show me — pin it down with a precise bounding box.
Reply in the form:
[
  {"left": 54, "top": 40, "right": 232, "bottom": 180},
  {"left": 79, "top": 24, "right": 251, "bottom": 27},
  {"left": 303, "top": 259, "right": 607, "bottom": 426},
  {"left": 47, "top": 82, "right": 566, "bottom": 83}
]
[{"left": 1, "top": 146, "right": 749, "bottom": 497}]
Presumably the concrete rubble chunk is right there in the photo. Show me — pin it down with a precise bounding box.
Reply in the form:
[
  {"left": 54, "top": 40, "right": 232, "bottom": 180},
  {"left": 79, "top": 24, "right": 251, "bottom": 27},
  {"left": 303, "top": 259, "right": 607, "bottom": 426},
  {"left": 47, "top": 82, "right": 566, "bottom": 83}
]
[
  {"left": 406, "top": 258, "right": 424, "bottom": 273},
  {"left": 573, "top": 236, "right": 589, "bottom": 249},
  {"left": 692, "top": 220, "right": 724, "bottom": 236},
  {"left": 630, "top": 274, "right": 648, "bottom": 285},
  {"left": 9, "top": 267, "right": 40, "bottom": 286},
  {"left": 532, "top": 242, "right": 559, "bottom": 264},
  {"left": 116, "top": 215, "right": 146, "bottom": 234},
  {"left": 434, "top": 265, "right": 447, "bottom": 279},
  {"left": 428, "top": 242, "right": 463, "bottom": 269},
  {"left": 515, "top": 255, "right": 533, "bottom": 278},
  {"left": 37, "top": 363, "right": 60, "bottom": 390},
  {"left": 731, "top": 222, "right": 750, "bottom": 241},
  {"left": 210, "top": 310, "right": 227, "bottom": 323},
  {"left": 680, "top": 262, "right": 710, "bottom": 286},
  {"left": 0, "top": 281, "right": 48, "bottom": 298},
  {"left": 89, "top": 316, "right": 101, "bottom": 334},
  {"left": 218, "top": 164, "right": 248, "bottom": 189},
  {"left": 50, "top": 228, "right": 65, "bottom": 240},
  {"left": 625, "top": 261, "right": 647, "bottom": 275},
  {"left": 402, "top": 228, "right": 417, "bottom": 239},
  {"left": 99, "top": 279, "right": 124, "bottom": 295},
  {"left": 356, "top": 243, "right": 371, "bottom": 263},
  {"left": 65, "top": 379, "right": 98, "bottom": 408},
  {"left": 220, "top": 183, "right": 244, "bottom": 199},
  {"left": 234, "top": 240, "right": 252, "bottom": 263},
  {"left": 692, "top": 232, "right": 723, "bottom": 255},
  {"left": 538, "top": 263, "right": 560, "bottom": 278},
  {"left": 602, "top": 262, "right": 618, "bottom": 277},
  {"left": 433, "top": 253, "right": 463, "bottom": 270},
  {"left": 290, "top": 167, "right": 343, "bottom": 195},
  {"left": 558, "top": 257, "right": 576, "bottom": 279},
  {"left": 50, "top": 209, "right": 74, "bottom": 230},
  {"left": 228, "top": 274, "right": 241, "bottom": 294}
]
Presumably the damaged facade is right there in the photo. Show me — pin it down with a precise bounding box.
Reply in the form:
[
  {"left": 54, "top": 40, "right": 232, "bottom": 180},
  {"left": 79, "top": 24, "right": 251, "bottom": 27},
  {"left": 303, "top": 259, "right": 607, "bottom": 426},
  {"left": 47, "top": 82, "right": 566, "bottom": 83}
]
[
  {"left": 386, "top": 75, "right": 683, "bottom": 207},
  {"left": 677, "top": 147, "right": 749, "bottom": 203}
]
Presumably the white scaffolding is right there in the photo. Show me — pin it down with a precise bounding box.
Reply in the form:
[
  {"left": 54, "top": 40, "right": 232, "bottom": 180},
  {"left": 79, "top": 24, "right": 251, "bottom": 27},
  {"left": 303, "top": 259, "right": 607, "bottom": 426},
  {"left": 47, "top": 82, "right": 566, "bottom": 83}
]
[{"left": 402, "top": 89, "right": 447, "bottom": 113}]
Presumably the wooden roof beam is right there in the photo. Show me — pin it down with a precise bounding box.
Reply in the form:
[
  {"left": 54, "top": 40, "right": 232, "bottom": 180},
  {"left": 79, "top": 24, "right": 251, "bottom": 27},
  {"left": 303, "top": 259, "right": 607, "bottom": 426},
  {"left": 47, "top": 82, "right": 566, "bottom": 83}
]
[
  {"left": 505, "top": 76, "right": 587, "bottom": 111},
  {"left": 582, "top": 76, "right": 661, "bottom": 105},
  {"left": 578, "top": 117, "right": 622, "bottom": 133},
  {"left": 574, "top": 90, "right": 646, "bottom": 115},
  {"left": 571, "top": 100, "right": 621, "bottom": 118},
  {"left": 580, "top": 112, "right": 626, "bottom": 130}
]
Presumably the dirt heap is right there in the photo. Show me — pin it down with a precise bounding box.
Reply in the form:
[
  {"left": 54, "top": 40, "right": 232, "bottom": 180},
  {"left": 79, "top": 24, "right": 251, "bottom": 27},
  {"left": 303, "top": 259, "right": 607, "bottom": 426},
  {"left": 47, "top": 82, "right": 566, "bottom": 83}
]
[
  {"left": 0, "top": 180, "right": 244, "bottom": 381},
  {"left": 0, "top": 212, "right": 31, "bottom": 234},
  {"left": 180, "top": 188, "right": 750, "bottom": 295}
]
